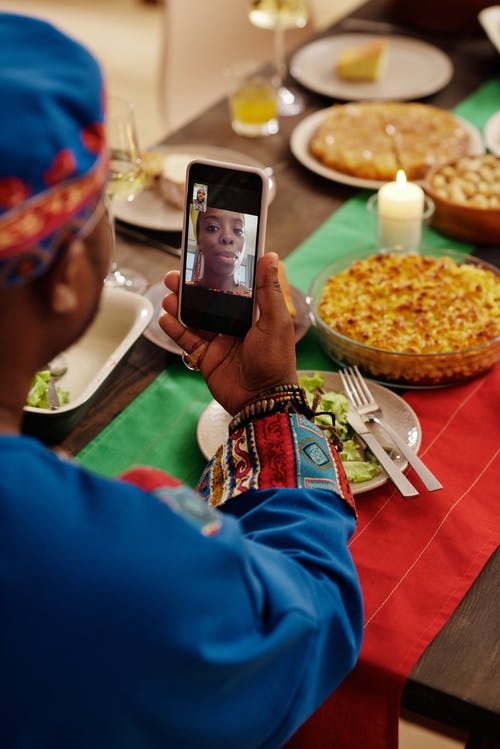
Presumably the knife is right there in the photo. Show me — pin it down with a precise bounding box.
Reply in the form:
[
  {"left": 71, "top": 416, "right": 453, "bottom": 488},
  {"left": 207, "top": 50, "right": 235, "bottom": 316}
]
[{"left": 346, "top": 409, "right": 419, "bottom": 497}]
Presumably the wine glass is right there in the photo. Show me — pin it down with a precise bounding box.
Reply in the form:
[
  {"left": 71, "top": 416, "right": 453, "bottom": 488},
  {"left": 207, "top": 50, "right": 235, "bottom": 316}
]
[
  {"left": 105, "top": 96, "right": 148, "bottom": 293},
  {"left": 248, "top": 0, "right": 309, "bottom": 116}
]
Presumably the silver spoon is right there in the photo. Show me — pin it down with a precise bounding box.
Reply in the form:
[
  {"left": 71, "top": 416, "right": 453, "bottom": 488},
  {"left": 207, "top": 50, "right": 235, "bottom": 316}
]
[{"left": 46, "top": 355, "right": 68, "bottom": 410}]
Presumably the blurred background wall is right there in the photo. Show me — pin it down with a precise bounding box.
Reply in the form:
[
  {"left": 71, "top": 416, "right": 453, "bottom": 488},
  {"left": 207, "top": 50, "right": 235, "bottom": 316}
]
[{"left": 0, "top": 0, "right": 365, "bottom": 147}]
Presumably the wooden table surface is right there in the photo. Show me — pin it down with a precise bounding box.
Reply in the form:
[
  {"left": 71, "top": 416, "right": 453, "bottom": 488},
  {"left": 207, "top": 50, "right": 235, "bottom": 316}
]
[{"left": 58, "top": 0, "right": 500, "bottom": 744}]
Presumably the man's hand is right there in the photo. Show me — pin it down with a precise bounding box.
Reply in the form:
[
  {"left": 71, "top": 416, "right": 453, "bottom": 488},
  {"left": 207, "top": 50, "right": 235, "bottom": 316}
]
[{"left": 159, "top": 252, "right": 298, "bottom": 414}]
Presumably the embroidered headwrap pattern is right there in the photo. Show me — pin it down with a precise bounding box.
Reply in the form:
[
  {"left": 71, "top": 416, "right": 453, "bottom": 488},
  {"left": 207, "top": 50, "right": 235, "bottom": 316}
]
[{"left": 0, "top": 12, "right": 108, "bottom": 287}]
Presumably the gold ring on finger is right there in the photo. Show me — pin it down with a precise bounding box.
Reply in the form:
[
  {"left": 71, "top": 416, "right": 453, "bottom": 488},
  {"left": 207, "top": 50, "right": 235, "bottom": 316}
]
[{"left": 181, "top": 341, "right": 208, "bottom": 372}]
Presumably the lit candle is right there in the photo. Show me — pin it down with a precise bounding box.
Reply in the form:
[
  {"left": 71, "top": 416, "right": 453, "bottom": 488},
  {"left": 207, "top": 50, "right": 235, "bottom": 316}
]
[{"left": 377, "top": 170, "right": 425, "bottom": 252}]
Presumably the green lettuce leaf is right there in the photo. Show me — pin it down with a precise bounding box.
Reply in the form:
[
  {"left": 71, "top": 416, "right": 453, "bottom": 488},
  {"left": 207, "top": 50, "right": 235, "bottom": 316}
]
[
  {"left": 343, "top": 460, "right": 381, "bottom": 483},
  {"left": 299, "top": 371, "right": 382, "bottom": 484},
  {"left": 26, "top": 369, "right": 69, "bottom": 409}
]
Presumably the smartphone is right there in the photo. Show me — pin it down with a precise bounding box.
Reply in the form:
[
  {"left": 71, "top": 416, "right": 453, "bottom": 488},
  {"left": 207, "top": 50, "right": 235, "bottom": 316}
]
[{"left": 178, "top": 158, "right": 269, "bottom": 337}]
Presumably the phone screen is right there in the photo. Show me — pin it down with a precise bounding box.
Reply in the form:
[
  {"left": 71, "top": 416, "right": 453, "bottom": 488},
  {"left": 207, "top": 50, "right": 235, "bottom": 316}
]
[{"left": 179, "top": 159, "right": 268, "bottom": 337}]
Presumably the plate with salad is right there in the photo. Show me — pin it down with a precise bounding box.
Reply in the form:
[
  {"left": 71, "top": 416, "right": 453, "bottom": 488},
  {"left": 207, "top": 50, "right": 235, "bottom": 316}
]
[{"left": 196, "top": 370, "right": 422, "bottom": 495}]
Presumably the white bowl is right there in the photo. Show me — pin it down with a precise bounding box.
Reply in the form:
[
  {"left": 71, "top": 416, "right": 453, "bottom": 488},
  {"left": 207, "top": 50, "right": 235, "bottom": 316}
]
[{"left": 23, "top": 287, "right": 154, "bottom": 444}]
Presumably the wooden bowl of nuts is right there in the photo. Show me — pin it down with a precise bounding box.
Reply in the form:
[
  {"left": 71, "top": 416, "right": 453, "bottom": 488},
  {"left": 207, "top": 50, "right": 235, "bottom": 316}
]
[{"left": 424, "top": 154, "right": 500, "bottom": 244}]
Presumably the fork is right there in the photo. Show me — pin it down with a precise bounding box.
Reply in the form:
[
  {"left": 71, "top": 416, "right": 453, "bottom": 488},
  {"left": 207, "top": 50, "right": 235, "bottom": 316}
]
[
  {"left": 340, "top": 366, "right": 442, "bottom": 492},
  {"left": 47, "top": 355, "right": 68, "bottom": 410}
]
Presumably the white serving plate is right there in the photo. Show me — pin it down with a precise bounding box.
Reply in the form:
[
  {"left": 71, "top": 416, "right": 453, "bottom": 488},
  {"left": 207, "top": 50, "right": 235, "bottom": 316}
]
[
  {"left": 143, "top": 282, "right": 183, "bottom": 355},
  {"left": 23, "top": 287, "right": 154, "bottom": 444},
  {"left": 479, "top": 6, "right": 500, "bottom": 52},
  {"left": 290, "top": 34, "right": 453, "bottom": 102},
  {"left": 142, "top": 281, "right": 312, "bottom": 353},
  {"left": 290, "top": 108, "right": 485, "bottom": 189},
  {"left": 113, "top": 144, "right": 276, "bottom": 232},
  {"left": 484, "top": 110, "right": 500, "bottom": 155}
]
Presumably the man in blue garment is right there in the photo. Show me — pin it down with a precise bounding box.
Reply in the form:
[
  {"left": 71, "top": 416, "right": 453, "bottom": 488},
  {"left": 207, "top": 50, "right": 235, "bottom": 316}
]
[{"left": 0, "top": 12, "right": 362, "bottom": 748}]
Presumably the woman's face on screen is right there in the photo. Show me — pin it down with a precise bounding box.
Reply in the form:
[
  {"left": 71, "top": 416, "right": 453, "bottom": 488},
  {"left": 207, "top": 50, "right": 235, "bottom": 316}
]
[{"left": 197, "top": 208, "right": 245, "bottom": 278}]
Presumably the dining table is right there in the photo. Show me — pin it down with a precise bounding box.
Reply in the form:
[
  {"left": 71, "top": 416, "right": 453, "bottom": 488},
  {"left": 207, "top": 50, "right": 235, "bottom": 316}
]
[{"left": 52, "top": 0, "right": 499, "bottom": 747}]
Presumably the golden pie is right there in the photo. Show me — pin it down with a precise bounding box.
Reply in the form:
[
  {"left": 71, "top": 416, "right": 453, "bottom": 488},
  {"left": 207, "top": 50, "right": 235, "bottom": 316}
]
[{"left": 309, "top": 102, "right": 471, "bottom": 182}]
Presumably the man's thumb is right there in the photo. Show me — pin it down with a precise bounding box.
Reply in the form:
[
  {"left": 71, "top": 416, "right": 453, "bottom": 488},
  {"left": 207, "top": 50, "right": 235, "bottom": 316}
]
[{"left": 255, "top": 252, "right": 288, "bottom": 323}]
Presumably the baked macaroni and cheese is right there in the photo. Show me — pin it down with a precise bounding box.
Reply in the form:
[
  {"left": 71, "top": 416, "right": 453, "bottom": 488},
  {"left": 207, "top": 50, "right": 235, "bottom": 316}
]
[{"left": 312, "top": 252, "right": 500, "bottom": 385}]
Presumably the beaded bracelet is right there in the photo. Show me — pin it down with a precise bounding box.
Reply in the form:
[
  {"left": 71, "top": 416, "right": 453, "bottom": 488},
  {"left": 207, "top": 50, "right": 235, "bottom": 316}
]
[{"left": 228, "top": 384, "right": 343, "bottom": 452}]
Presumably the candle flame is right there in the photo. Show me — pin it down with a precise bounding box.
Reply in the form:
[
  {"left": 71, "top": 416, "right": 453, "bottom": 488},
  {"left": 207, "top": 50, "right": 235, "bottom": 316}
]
[{"left": 396, "top": 170, "right": 407, "bottom": 187}]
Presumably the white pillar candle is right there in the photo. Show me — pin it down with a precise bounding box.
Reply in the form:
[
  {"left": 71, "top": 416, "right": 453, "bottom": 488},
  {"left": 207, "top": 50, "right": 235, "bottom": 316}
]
[{"left": 377, "top": 170, "right": 425, "bottom": 252}]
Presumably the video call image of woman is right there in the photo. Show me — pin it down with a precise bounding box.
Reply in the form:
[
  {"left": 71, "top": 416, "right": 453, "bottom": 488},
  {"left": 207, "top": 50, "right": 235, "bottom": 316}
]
[{"left": 186, "top": 206, "right": 257, "bottom": 297}]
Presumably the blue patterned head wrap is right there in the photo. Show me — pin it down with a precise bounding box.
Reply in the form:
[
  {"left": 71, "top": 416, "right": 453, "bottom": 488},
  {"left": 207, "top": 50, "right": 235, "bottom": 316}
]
[{"left": 0, "top": 12, "right": 108, "bottom": 287}]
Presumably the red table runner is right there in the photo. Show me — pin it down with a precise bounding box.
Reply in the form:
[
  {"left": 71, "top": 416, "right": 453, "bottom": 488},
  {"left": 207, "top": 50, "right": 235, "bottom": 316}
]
[{"left": 287, "top": 364, "right": 500, "bottom": 749}]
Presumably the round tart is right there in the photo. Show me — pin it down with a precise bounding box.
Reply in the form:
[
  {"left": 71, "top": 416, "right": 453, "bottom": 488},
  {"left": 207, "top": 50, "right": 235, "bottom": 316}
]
[{"left": 309, "top": 102, "right": 471, "bottom": 182}]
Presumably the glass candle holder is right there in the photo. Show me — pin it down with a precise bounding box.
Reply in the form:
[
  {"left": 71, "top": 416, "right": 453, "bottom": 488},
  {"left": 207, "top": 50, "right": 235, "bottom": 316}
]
[{"left": 367, "top": 193, "right": 435, "bottom": 254}]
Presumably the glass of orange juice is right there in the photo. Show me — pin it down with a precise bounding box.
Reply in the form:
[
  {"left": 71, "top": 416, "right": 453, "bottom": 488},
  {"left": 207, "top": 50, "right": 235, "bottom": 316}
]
[{"left": 227, "top": 65, "right": 279, "bottom": 137}]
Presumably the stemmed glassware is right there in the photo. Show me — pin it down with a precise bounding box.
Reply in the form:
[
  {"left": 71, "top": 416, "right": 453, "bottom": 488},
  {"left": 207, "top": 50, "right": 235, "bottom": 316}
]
[
  {"left": 248, "top": 0, "right": 310, "bottom": 116},
  {"left": 104, "top": 96, "right": 147, "bottom": 293}
]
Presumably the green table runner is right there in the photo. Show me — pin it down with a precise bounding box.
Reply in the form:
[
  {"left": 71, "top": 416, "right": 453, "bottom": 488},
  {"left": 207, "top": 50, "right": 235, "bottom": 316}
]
[{"left": 77, "top": 78, "right": 500, "bottom": 485}]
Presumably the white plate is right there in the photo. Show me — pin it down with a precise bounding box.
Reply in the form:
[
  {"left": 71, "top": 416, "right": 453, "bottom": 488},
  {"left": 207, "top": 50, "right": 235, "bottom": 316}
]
[
  {"left": 290, "top": 34, "right": 453, "bottom": 102},
  {"left": 290, "top": 108, "right": 485, "bottom": 189},
  {"left": 197, "top": 370, "right": 422, "bottom": 496},
  {"left": 143, "top": 281, "right": 183, "bottom": 355},
  {"left": 23, "top": 288, "right": 154, "bottom": 444},
  {"left": 113, "top": 144, "right": 277, "bottom": 232},
  {"left": 479, "top": 6, "right": 500, "bottom": 53},
  {"left": 484, "top": 110, "right": 500, "bottom": 155}
]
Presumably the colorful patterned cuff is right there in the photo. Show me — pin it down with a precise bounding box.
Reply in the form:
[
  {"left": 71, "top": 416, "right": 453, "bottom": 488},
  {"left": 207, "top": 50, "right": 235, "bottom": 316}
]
[{"left": 197, "top": 412, "right": 354, "bottom": 513}]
